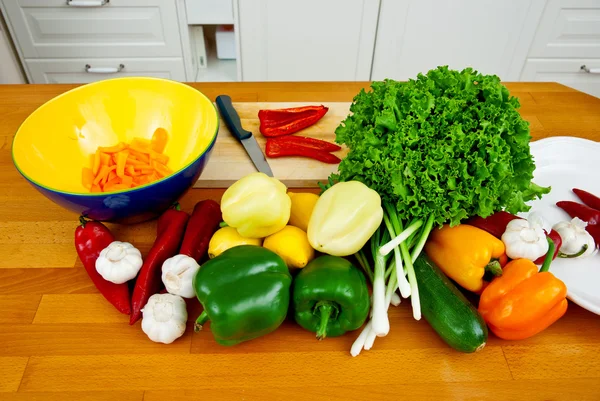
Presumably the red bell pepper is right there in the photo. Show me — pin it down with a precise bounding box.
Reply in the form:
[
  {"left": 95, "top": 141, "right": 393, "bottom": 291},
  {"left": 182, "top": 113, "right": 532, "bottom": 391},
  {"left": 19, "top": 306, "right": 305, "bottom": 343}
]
[
  {"left": 266, "top": 137, "right": 342, "bottom": 164},
  {"left": 573, "top": 188, "right": 600, "bottom": 211},
  {"left": 466, "top": 211, "right": 562, "bottom": 264},
  {"left": 179, "top": 199, "right": 222, "bottom": 263},
  {"left": 74, "top": 216, "right": 131, "bottom": 315},
  {"left": 268, "top": 135, "right": 342, "bottom": 152},
  {"left": 130, "top": 204, "right": 189, "bottom": 324},
  {"left": 259, "top": 105, "right": 329, "bottom": 137}
]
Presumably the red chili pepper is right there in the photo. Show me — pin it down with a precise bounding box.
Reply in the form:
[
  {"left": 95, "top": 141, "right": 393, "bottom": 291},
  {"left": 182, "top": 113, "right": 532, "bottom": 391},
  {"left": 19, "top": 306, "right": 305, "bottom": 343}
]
[
  {"left": 268, "top": 135, "right": 342, "bottom": 152},
  {"left": 585, "top": 224, "right": 600, "bottom": 249},
  {"left": 573, "top": 188, "right": 600, "bottom": 212},
  {"left": 265, "top": 138, "right": 341, "bottom": 164},
  {"left": 130, "top": 204, "right": 189, "bottom": 325},
  {"left": 556, "top": 201, "right": 600, "bottom": 225},
  {"left": 259, "top": 105, "right": 329, "bottom": 137},
  {"left": 178, "top": 199, "right": 222, "bottom": 263},
  {"left": 466, "top": 211, "right": 562, "bottom": 264},
  {"left": 74, "top": 216, "right": 131, "bottom": 315}
]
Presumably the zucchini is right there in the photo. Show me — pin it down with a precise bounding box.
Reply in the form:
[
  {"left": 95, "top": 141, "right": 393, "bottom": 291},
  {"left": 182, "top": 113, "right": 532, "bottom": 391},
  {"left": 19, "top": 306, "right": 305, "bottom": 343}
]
[{"left": 413, "top": 253, "right": 487, "bottom": 353}]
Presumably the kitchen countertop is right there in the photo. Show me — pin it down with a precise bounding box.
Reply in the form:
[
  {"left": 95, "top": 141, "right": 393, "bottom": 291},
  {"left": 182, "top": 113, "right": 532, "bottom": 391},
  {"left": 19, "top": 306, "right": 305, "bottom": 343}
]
[{"left": 1, "top": 82, "right": 599, "bottom": 401}]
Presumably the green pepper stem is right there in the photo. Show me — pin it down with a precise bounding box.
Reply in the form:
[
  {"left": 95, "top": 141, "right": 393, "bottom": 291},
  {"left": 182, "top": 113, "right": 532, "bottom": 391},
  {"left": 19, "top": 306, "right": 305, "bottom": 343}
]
[
  {"left": 539, "top": 236, "right": 556, "bottom": 273},
  {"left": 79, "top": 215, "right": 88, "bottom": 227},
  {"left": 485, "top": 260, "right": 503, "bottom": 277},
  {"left": 219, "top": 221, "right": 228, "bottom": 228},
  {"left": 315, "top": 302, "right": 335, "bottom": 341},
  {"left": 194, "top": 311, "right": 209, "bottom": 333},
  {"left": 558, "top": 244, "right": 588, "bottom": 259}
]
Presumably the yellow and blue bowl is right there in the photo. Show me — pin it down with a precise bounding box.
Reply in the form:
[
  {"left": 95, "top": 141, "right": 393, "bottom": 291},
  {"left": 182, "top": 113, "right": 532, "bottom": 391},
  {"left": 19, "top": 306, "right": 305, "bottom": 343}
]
[{"left": 12, "top": 77, "right": 219, "bottom": 223}]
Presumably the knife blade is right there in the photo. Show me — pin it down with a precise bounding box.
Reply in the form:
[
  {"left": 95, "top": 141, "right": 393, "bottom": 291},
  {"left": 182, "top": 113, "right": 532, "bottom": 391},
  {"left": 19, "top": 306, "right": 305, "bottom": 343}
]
[{"left": 215, "top": 95, "right": 274, "bottom": 177}]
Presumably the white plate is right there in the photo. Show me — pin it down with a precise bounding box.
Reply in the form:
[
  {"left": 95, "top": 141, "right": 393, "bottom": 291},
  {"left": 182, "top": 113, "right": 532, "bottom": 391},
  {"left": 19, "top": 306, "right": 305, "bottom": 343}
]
[{"left": 524, "top": 136, "right": 600, "bottom": 315}]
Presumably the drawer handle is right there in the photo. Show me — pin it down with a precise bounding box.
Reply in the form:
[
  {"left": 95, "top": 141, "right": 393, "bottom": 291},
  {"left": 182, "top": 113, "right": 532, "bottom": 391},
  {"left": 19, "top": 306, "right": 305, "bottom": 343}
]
[
  {"left": 85, "top": 64, "right": 124, "bottom": 74},
  {"left": 581, "top": 65, "right": 600, "bottom": 74},
  {"left": 67, "top": 0, "right": 109, "bottom": 7}
]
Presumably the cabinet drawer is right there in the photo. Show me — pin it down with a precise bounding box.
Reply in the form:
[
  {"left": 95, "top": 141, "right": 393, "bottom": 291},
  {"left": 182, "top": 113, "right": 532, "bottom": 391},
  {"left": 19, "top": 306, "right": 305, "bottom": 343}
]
[
  {"left": 25, "top": 58, "right": 186, "bottom": 84},
  {"left": 521, "top": 58, "right": 600, "bottom": 98},
  {"left": 2, "top": 0, "right": 182, "bottom": 58},
  {"left": 185, "top": 0, "right": 233, "bottom": 24},
  {"left": 529, "top": 0, "right": 600, "bottom": 58}
]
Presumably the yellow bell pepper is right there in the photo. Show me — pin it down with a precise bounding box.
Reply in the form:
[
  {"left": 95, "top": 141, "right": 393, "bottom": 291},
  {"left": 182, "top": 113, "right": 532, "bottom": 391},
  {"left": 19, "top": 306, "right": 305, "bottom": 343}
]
[
  {"left": 221, "top": 172, "right": 291, "bottom": 238},
  {"left": 424, "top": 224, "right": 508, "bottom": 293},
  {"left": 307, "top": 181, "right": 383, "bottom": 257}
]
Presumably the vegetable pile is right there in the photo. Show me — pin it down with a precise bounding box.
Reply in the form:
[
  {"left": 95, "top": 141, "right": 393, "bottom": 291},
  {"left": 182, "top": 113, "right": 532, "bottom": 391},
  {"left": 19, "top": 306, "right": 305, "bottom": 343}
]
[{"left": 70, "top": 66, "right": 598, "bottom": 355}]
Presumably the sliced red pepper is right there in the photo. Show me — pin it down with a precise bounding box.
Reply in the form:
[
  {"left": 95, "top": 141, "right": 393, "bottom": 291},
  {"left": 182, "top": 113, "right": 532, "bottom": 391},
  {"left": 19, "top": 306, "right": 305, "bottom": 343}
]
[
  {"left": 178, "top": 199, "right": 222, "bottom": 263},
  {"left": 269, "top": 135, "right": 341, "bottom": 152},
  {"left": 130, "top": 204, "right": 189, "bottom": 324},
  {"left": 259, "top": 105, "right": 329, "bottom": 137},
  {"left": 466, "top": 211, "right": 562, "bottom": 264},
  {"left": 556, "top": 201, "right": 600, "bottom": 225},
  {"left": 573, "top": 188, "right": 600, "bottom": 212},
  {"left": 74, "top": 217, "right": 131, "bottom": 315},
  {"left": 265, "top": 138, "right": 341, "bottom": 164}
]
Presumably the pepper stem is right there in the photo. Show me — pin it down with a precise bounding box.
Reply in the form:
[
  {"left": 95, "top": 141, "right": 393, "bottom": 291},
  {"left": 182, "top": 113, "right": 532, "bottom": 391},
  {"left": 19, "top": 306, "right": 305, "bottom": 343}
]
[
  {"left": 485, "top": 260, "right": 503, "bottom": 277},
  {"left": 314, "top": 301, "right": 336, "bottom": 341},
  {"left": 558, "top": 244, "right": 588, "bottom": 259},
  {"left": 194, "top": 311, "right": 209, "bottom": 333},
  {"left": 219, "top": 221, "right": 229, "bottom": 228},
  {"left": 540, "top": 236, "right": 556, "bottom": 273},
  {"left": 79, "top": 215, "right": 88, "bottom": 227}
]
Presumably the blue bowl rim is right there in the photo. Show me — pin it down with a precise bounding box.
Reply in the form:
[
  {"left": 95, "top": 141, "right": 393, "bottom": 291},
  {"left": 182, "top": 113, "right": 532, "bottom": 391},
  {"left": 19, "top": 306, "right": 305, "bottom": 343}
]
[{"left": 11, "top": 76, "right": 220, "bottom": 197}]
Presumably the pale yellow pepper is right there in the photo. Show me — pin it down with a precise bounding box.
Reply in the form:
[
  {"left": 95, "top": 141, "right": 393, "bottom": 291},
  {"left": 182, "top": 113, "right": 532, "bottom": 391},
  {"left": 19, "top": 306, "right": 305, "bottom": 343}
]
[
  {"left": 307, "top": 181, "right": 383, "bottom": 257},
  {"left": 220, "top": 172, "right": 291, "bottom": 238}
]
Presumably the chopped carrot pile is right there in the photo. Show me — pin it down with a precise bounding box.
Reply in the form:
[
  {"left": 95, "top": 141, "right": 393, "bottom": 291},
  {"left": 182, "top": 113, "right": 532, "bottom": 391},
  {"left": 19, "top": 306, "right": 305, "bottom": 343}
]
[{"left": 82, "top": 128, "right": 173, "bottom": 193}]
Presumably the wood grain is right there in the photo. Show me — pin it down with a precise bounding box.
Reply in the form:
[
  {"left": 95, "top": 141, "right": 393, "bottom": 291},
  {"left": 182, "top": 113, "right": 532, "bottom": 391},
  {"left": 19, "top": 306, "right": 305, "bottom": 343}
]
[
  {"left": 1, "top": 82, "right": 600, "bottom": 400},
  {"left": 0, "top": 357, "right": 29, "bottom": 392},
  {"left": 19, "top": 348, "right": 511, "bottom": 392}
]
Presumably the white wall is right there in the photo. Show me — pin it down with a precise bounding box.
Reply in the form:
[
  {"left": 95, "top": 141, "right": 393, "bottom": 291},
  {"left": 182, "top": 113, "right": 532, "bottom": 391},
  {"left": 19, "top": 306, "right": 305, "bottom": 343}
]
[{"left": 0, "top": 15, "right": 25, "bottom": 84}]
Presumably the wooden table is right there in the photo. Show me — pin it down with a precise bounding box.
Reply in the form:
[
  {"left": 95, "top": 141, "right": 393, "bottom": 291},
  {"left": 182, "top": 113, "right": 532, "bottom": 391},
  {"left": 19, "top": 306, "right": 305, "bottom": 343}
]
[{"left": 1, "top": 82, "right": 600, "bottom": 401}]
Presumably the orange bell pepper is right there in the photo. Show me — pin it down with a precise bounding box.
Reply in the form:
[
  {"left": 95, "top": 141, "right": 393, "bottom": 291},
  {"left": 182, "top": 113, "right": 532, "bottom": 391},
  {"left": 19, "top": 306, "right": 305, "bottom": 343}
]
[
  {"left": 478, "top": 239, "right": 568, "bottom": 340},
  {"left": 424, "top": 224, "right": 507, "bottom": 293}
]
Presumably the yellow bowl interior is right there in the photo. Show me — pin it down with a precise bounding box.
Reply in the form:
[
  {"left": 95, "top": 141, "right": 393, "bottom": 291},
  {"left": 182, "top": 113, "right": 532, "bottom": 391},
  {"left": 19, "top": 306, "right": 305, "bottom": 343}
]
[{"left": 13, "top": 77, "right": 218, "bottom": 194}]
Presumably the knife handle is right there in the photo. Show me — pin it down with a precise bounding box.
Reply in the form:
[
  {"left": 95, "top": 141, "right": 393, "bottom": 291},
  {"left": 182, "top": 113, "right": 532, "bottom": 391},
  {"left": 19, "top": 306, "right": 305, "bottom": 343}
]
[{"left": 216, "top": 95, "right": 252, "bottom": 141}]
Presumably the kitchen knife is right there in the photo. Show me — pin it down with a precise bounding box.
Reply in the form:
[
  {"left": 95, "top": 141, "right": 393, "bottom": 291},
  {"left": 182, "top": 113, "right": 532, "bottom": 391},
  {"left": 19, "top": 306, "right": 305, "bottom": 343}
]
[{"left": 215, "top": 95, "right": 274, "bottom": 177}]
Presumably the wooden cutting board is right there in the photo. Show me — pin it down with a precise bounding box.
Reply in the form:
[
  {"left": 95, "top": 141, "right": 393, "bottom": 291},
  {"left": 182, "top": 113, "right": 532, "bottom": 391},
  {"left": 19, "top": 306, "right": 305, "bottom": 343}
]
[{"left": 194, "top": 102, "right": 352, "bottom": 188}]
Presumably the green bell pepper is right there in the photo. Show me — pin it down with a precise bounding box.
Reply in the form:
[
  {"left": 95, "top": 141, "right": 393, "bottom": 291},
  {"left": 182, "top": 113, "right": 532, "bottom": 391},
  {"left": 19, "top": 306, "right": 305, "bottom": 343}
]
[
  {"left": 292, "top": 255, "right": 370, "bottom": 340},
  {"left": 193, "top": 245, "right": 292, "bottom": 346}
]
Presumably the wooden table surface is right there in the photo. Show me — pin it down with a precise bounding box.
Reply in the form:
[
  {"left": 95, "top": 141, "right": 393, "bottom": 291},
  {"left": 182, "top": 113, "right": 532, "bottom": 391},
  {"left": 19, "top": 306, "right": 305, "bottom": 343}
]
[{"left": 1, "top": 82, "right": 600, "bottom": 401}]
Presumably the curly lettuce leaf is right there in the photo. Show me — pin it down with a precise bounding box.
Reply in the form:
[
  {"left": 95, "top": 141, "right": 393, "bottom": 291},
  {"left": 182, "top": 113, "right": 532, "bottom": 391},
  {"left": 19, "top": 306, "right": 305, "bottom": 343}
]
[{"left": 333, "top": 66, "right": 549, "bottom": 227}]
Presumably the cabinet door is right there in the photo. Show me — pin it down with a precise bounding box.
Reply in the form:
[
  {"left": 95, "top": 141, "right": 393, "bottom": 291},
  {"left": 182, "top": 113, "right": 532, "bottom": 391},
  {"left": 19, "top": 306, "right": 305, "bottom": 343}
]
[
  {"left": 238, "top": 0, "right": 379, "bottom": 81},
  {"left": 371, "top": 0, "right": 545, "bottom": 81},
  {"left": 521, "top": 59, "right": 600, "bottom": 98}
]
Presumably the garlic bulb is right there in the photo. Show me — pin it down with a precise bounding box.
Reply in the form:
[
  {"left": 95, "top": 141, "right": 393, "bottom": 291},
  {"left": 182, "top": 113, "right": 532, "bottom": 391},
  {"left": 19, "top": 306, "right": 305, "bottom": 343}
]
[
  {"left": 141, "top": 293, "right": 187, "bottom": 344},
  {"left": 95, "top": 241, "right": 143, "bottom": 284}
]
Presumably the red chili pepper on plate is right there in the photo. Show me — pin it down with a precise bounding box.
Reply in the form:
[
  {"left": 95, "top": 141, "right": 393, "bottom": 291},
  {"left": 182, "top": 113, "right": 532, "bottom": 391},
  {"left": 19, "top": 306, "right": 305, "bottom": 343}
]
[
  {"left": 259, "top": 105, "right": 329, "bottom": 137},
  {"left": 179, "top": 199, "right": 222, "bottom": 263},
  {"left": 466, "top": 211, "right": 562, "bottom": 264},
  {"left": 573, "top": 188, "right": 600, "bottom": 211},
  {"left": 74, "top": 216, "right": 131, "bottom": 315},
  {"left": 556, "top": 201, "right": 600, "bottom": 225},
  {"left": 130, "top": 204, "right": 189, "bottom": 324},
  {"left": 265, "top": 137, "right": 342, "bottom": 164}
]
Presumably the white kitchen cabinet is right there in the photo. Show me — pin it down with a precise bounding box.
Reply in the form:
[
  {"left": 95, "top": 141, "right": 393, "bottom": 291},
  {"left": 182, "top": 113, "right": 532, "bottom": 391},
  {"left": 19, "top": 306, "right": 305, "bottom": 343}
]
[
  {"left": 521, "top": 59, "right": 600, "bottom": 97},
  {"left": 237, "top": 0, "right": 380, "bottom": 81},
  {"left": 26, "top": 58, "right": 186, "bottom": 84},
  {"left": 371, "top": 0, "right": 546, "bottom": 82}
]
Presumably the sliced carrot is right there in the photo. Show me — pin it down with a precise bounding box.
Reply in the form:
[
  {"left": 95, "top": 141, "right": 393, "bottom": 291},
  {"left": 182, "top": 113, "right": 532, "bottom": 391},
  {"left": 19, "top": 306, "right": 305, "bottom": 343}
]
[
  {"left": 151, "top": 128, "right": 169, "bottom": 153},
  {"left": 105, "top": 176, "right": 120, "bottom": 186},
  {"left": 120, "top": 175, "right": 133, "bottom": 187},
  {"left": 149, "top": 150, "right": 169, "bottom": 165},
  {"left": 116, "top": 150, "right": 129, "bottom": 178},
  {"left": 104, "top": 183, "right": 130, "bottom": 192},
  {"left": 126, "top": 157, "right": 146, "bottom": 166},
  {"left": 129, "top": 149, "right": 150, "bottom": 163},
  {"left": 153, "top": 161, "right": 173, "bottom": 178},
  {"left": 91, "top": 184, "right": 102, "bottom": 193},
  {"left": 102, "top": 166, "right": 117, "bottom": 185},
  {"left": 126, "top": 165, "right": 136, "bottom": 176},
  {"left": 99, "top": 142, "right": 128, "bottom": 153},
  {"left": 82, "top": 168, "right": 94, "bottom": 189},
  {"left": 93, "top": 165, "right": 111, "bottom": 186},
  {"left": 131, "top": 138, "right": 151, "bottom": 150},
  {"left": 107, "top": 170, "right": 117, "bottom": 182},
  {"left": 92, "top": 151, "right": 102, "bottom": 176}
]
